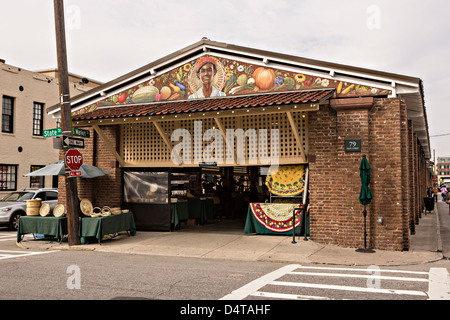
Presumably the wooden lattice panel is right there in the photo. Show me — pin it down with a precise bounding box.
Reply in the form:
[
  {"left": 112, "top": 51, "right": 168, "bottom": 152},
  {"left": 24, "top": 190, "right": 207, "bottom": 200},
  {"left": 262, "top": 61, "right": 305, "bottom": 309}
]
[{"left": 120, "top": 111, "right": 308, "bottom": 166}]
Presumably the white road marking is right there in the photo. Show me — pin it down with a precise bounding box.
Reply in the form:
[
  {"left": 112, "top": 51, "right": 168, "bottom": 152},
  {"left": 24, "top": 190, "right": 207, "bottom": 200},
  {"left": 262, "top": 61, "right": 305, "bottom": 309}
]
[
  {"left": 0, "top": 249, "right": 57, "bottom": 260},
  {"left": 220, "top": 264, "right": 300, "bottom": 300},
  {"left": 289, "top": 271, "right": 428, "bottom": 282},
  {"left": 270, "top": 280, "right": 427, "bottom": 297},
  {"left": 428, "top": 268, "right": 450, "bottom": 300},
  {"left": 221, "top": 264, "right": 449, "bottom": 300},
  {"left": 250, "top": 291, "right": 333, "bottom": 300}
]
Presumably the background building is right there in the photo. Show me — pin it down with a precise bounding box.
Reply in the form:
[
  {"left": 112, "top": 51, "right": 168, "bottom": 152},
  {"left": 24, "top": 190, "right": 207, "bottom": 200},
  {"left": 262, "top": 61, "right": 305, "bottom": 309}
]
[
  {"left": 0, "top": 59, "right": 101, "bottom": 198},
  {"left": 437, "top": 157, "right": 450, "bottom": 185}
]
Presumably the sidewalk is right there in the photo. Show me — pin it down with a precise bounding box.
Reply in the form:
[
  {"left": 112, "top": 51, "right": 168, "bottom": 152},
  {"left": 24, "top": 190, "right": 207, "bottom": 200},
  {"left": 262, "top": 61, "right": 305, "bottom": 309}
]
[{"left": 19, "top": 202, "right": 445, "bottom": 266}]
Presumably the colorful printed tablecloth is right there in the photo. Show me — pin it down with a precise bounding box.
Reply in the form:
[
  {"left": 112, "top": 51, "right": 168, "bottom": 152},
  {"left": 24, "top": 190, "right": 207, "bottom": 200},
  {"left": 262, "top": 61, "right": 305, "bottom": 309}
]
[
  {"left": 265, "top": 165, "right": 306, "bottom": 196},
  {"left": 244, "top": 203, "right": 307, "bottom": 235}
]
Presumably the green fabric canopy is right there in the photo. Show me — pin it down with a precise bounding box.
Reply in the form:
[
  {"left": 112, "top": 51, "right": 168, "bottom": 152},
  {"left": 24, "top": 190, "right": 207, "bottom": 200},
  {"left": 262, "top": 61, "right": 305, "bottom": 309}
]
[{"left": 359, "top": 156, "right": 372, "bottom": 205}]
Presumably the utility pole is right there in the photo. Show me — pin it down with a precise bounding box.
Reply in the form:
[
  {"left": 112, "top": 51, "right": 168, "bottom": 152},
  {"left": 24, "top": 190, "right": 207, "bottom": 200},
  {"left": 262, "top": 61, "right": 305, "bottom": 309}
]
[{"left": 54, "top": 0, "right": 80, "bottom": 245}]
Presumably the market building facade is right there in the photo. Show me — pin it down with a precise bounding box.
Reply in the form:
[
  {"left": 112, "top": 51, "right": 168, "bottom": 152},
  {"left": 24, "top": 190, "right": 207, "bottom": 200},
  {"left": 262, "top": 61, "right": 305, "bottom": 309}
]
[{"left": 48, "top": 39, "right": 432, "bottom": 251}]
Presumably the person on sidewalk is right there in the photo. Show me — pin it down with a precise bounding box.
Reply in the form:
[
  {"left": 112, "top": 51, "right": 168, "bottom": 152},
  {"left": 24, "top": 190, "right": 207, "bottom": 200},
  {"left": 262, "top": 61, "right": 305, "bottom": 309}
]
[
  {"left": 433, "top": 185, "right": 439, "bottom": 203},
  {"left": 441, "top": 185, "right": 448, "bottom": 202},
  {"left": 427, "top": 186, "right": 433, "bottom": 198}
]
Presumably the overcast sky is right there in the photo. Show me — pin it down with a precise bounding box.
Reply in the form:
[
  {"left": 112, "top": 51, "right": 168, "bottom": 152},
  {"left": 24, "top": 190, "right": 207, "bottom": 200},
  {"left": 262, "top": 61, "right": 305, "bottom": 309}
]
[{"left": 1, "top": 0, "right": 449, "bottom": 158}]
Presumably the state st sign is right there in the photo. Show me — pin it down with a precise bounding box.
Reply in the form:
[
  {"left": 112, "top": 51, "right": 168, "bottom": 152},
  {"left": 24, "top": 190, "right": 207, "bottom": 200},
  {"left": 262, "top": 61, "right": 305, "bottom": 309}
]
[{"left": 65, "top": 149, "right": 83, "bottom": 171}]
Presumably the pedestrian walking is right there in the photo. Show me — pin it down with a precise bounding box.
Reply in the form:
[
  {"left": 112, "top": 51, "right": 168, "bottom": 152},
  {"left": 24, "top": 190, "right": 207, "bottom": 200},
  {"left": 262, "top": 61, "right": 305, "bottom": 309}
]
[
  {"left": 427, "top": 187, "right": 433, "bottom": 198},
  {"left": 441, "top": 185, "right": 448, "bottom": 202},
  {"left": 433, "top": 185, "right": 439, "bottom": 203}
]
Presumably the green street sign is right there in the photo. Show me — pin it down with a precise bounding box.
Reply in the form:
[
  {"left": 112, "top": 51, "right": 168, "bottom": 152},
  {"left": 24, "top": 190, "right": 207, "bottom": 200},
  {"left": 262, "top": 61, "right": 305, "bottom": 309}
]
[
  {"left": 72, "top": 127, "right": 90, "bottom": 138},
  {"left": 44, "top": 127, "right": 90, "bottom": 138},
  {"left": 43, "top": 127, "right": 62, "bottom": 138}
]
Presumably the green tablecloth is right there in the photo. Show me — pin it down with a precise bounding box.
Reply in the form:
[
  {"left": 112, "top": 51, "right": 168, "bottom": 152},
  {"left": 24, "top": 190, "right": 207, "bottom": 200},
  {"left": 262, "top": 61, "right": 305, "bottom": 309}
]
[
  {"left": 79, "top": 211, "right": 136, "bottom": 244},
  {"left": 244, "top": 205, "right": 309, "bottom": 236},
  {"left": 171, "top": 201, "right": 189, "bottom": 228},
  {"left": 187, "top": 199, "right": 215, "bottom": 224},
  {"left": 17, "top": 216, "right": 68, "bottom": 242}
]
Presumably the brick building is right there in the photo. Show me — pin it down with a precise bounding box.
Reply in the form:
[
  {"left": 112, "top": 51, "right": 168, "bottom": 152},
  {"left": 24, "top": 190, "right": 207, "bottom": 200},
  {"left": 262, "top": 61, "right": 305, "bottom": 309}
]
[
  {"left": 0, "top": 59, "right": 101, "bottom": 197},
  {"left": 48, "top": 39, "right": 431, "bottom": 251}
]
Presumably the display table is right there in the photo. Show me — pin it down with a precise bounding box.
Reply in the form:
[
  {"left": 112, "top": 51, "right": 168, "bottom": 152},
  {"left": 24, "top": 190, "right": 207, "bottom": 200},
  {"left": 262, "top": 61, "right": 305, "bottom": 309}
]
[
  {"left": 17, "top": 216, "right": 68, "bottom": 243},
  {"left": 79, "top": 211, "right": 136, "bottom": 244},
  {"left": 244, "top": 203, "right": 309, "bottom": 236},
  {"left": 187, "top": 199, "right": 215, "bottom": 224},
  {"left": 170, "top": 201, "right": 189, "bottom": 228}
]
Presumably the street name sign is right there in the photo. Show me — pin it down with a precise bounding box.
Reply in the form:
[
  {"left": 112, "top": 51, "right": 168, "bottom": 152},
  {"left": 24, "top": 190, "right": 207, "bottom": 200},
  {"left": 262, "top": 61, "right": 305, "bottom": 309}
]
[
  {"left": 63, "top": 136, "right": 85, "bottom": 149},
  {"left": 44, "top": 127, "right": 90, "bottom": 139},
  {"left": 72, "top": 127, "right": 90, "bottom": 138},
  {"left": 43, "top": 127, "right": 63, "bottom": 138}
]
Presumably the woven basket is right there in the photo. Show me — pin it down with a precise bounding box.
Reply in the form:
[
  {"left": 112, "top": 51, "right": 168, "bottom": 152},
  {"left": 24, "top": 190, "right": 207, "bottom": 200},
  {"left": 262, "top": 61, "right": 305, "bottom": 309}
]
[
  {"left": 26, "top": 199, "right": 42, "bottom": 216},
  {"left": 91, "top": 207, "right": 102, "bottom": 218},
  {"left": 53, "top": 204, "right": 65, "bottom": 217},
  {"left": 80, "top": 199, "right": 93, "bottom": 217},
  {"left": 39, "top": 203, "right": 50, "bottom": 216}
]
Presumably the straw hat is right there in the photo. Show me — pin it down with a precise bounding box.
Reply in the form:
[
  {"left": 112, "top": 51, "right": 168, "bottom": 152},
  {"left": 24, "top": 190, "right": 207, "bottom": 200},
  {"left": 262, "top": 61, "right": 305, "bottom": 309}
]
[
  {"left": 80, "top": 199, "right": 93, "bottom": 216},
  {"left": 53, "top": 204, "right": 65, "bottom": 217},
  {"left": 39, "top": 203, "right": 50, "bottom": 216}
]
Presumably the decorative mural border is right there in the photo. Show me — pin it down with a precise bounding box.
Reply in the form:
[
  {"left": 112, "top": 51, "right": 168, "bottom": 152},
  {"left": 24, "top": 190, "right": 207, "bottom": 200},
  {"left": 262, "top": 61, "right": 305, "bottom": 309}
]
[{"left": 73, "top": 55, "right": 392, "bottom": 116}]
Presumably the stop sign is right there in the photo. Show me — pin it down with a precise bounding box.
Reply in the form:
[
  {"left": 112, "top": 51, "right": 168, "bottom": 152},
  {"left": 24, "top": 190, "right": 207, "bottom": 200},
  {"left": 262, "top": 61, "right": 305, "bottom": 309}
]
[{"left": 65, "top": 149, "right": 83, "bottom": 171}]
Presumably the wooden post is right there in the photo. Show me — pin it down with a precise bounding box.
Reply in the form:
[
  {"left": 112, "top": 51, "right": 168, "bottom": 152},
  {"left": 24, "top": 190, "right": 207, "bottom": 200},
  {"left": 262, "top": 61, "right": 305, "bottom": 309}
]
[{"left": 54, "top": 0, "right": 80, "bottom": 245}]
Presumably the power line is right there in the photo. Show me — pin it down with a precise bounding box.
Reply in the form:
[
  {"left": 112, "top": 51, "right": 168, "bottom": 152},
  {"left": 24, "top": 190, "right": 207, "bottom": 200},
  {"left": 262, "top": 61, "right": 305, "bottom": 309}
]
[{"left": 430, "top": 133, "right": 450, "bottom": 138}]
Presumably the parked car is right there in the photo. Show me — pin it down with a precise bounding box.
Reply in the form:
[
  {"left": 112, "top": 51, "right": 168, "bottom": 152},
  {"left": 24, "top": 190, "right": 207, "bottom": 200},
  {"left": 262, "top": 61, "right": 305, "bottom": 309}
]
[{"left": 0, "top": 188, "right": 58, "bottom": 230}]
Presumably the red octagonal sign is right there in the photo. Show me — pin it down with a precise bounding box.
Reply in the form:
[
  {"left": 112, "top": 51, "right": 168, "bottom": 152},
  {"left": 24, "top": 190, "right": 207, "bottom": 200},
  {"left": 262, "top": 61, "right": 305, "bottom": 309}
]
[{"left": 65, "top": 149, "right": 83, "bottom": 171}]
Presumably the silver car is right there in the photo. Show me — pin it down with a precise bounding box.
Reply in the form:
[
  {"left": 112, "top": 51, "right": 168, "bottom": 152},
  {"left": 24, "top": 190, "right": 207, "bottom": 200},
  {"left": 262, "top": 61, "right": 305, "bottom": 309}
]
[{"left": 0, "top": 188, "right": 58, "bottom": 230}]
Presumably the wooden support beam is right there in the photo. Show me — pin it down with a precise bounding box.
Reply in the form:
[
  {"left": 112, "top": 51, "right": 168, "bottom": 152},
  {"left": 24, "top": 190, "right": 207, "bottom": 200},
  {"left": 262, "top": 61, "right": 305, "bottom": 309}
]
[
  {"left": 286, "top": 111, "right": 307, "bottom": 162},
  {"left": 213, "top": 117, "right": 236, "bottom": 165},
  {"left": 92, "top": 124, "right": 125, "bottom": 167},
  {"left": 152, "top": 120, "right": 182, "bottom": 164}
]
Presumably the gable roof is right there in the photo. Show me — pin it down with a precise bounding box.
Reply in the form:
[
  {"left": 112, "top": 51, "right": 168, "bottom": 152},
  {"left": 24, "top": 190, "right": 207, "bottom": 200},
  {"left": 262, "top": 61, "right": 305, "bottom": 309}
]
[{"left": 46, "top": 38, "right": 430, "bottom": 158}]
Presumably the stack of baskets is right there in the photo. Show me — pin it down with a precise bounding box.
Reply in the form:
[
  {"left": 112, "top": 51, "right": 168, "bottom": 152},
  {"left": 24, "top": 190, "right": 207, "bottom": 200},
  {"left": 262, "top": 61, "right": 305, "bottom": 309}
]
[
  {"left": 26, "top": 199, "right": 65, "bottom": 217},
  {"left": 80, "top": 199, "right": 128, "bottom": 218},
  {"left": 26, "top": 199, "right": 42, "bottom": 216}
]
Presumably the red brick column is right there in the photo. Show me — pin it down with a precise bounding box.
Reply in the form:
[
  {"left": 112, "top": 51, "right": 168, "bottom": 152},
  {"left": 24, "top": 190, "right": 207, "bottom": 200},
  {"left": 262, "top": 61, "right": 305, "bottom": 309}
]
[{"left": 331, "top": 97, "right": 373, "bottom": 248}]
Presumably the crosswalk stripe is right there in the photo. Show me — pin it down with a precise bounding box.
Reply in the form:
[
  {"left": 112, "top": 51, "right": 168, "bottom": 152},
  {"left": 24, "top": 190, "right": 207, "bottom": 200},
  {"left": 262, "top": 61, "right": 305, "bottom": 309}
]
[
  {"left": 221, "top": 264, "right": 447, "bottom": 300},
  {"left": 428, "top": 268, "right": 450, "bottom": 300},
  {"left": 293, "top": 265, "right": 429, "bottom": 275},
  {"left": 0, "top": 250, "right": 57, "bottom": 260},
  {"left": 250, "top": 291, "right": 332, "bottom": 300},
  {"left": 288, "top": 271, "right": 428, "bottom": 282},
  {"left": 270, "top": 280, "right": 428, "bottom": 297}
]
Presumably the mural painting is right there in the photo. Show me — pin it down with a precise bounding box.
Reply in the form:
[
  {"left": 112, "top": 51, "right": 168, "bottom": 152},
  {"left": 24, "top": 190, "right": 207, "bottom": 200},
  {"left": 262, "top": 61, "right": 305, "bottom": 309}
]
[{"left": 73, "top": 55, "right": 392, "bottom": 116}]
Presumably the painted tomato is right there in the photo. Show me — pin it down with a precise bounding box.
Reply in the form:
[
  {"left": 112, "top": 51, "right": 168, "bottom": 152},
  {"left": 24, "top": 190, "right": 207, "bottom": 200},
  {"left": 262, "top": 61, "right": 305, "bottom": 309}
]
[{"left": 117, "top": 93, "right": 126, "bottom": 103}]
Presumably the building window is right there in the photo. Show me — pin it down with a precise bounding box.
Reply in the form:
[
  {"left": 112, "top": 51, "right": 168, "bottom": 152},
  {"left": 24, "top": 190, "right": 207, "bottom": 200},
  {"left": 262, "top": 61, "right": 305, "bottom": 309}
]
[
  {"left": 30, "top": 165, "right": 45, "bottom": 188},
  {"left": 2, "top": 96, "right": 14, "bottom": 133},
  {"left": 33, "top": 102, "right": 44, "bottom": 136},
  {"left": 0, "top": 164, "right": 17, "bottom": 191}
]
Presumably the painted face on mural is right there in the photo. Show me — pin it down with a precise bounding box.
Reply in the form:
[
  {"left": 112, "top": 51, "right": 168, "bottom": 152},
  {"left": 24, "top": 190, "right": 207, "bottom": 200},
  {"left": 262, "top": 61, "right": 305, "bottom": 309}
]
[{"left": 198, "top": 63, "right": 215, "bottom": 86}]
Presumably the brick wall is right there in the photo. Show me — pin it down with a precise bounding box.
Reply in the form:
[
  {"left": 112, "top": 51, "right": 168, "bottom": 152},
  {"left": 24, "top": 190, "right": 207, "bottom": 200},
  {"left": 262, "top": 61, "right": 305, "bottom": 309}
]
[
  {"left": 57, "top": 125, "right": 122, "bottom": 209},
  {"left": 308, "top": 97, "right": 428, "bottom": 251}
]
